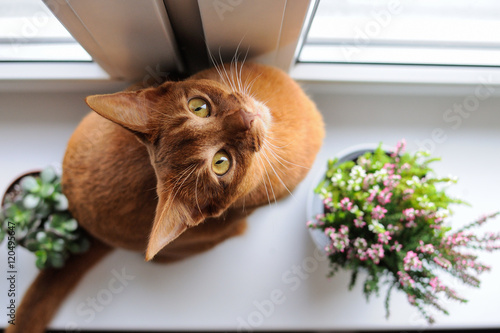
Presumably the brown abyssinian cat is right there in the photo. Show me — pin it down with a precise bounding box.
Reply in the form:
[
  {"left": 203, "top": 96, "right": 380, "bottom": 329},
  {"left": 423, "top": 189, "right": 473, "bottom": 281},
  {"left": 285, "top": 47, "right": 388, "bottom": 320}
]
[{"left": 7, "top": 62, "right": 324, "bottom": 332}]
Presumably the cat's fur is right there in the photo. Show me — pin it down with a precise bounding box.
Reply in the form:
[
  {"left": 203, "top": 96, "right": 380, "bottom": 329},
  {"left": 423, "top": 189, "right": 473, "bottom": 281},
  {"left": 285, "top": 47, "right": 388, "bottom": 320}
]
[{"left": 6, "top": 63, "right": 324, "bottom": 332}]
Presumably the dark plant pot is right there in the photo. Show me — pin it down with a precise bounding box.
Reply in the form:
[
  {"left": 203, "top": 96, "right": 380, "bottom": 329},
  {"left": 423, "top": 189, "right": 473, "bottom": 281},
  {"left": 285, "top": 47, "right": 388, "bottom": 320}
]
[
  {"left": 306, "top": 143, "right": 393, "bottom": 252},
  {"left": 1, "top": 170, "right": 41, "bottom": 207}
]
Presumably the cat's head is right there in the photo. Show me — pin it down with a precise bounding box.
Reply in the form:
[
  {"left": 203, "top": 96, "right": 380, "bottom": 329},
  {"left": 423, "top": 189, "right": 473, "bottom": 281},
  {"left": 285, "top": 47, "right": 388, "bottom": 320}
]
[{"left": 86, "top": 78, "right": 271, "bottom": 260}]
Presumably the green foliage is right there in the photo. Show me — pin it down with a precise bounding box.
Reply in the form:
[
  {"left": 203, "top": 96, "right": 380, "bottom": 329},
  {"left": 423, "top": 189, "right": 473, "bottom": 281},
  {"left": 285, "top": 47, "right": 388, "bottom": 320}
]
[
  {"left": 0, "top": 167, "right": 89, "bottom": 269},
  {"left": 308, "top": 140, "right": 500, "bottom": 323}
]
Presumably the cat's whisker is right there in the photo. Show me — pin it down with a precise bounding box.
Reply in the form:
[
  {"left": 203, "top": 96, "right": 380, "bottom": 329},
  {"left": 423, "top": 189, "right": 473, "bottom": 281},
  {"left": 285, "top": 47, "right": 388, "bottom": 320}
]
[
  {"left": 230, "top": 44, "right": 243, "bottom": 93},
  {"left": 238, "top": 47, "right": 250, "bottom": 94},
  {"left": 242, "top": 65, "right": 256, "bottom": 96},
  {"left": 219, "top": 49, "right": 237, "bottom": 93},
  {"left": 263, "top": 139, "right": 310, "bottom": 170},
  {"left": 169, "top": 164, "right": 197, "bottom": 210},
  {"left": 265, "top": 135, "right": 296, "bottom": 149},
  {"left": 166, "top": 164, "right": 196, "bottom": 199},
  {"left": 207, "top": 46, "right": 230, "bottom": 89},
  {"left": 195, "top": 171, "right": 203, "bottom": 218},
  {"left": 260, "top": 149, "right": 296, "bottom": 202},
  {"left": 244, "top": 73, "right": 262, "bottom": 97},
  {"left": 255, "top": 153, "right": 273, "bottom": 206},
  {"left": 262, "top": 142, "right": 291, "bottom": 171},
  {"left": 258, "top": 150, "right": 280, "bottom": 205}
]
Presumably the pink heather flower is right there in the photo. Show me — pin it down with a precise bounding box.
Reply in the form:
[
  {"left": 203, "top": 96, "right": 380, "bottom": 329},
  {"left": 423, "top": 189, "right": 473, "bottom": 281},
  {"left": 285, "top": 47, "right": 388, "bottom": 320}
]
[
  {"left": 377, "top": 188, "right": 393, "bottom": 205},
  {"left": 418, "top": 240, "right": 435, "bottom": 254},
  {"left": 405, "top": 220, "right": 417, "bottom": 228},
  {"left": 323, "top": 197, "right": 333, "bottom": 209},
  {"left": 372, "top": 205, "right": 387, "bottom": 220},
  {"left": 399, "top": 163, "right": 411, "bottom": 171},
  {"left": 367, "top": 244, "right": 385, "bottom": 264},
  {"left": 391, "top": 241, "right": 402, "bottom": 252},
  {"left": 315, "top": 213, "right": 325, "bottom": 220},
  {"left": 433, "top": 256, "right": 452, "bottom": 269},
  {"left": 402, "top": 208, "right": 416, "bottom": 221},
  {"left": 362, "top": 174, "right": 374, "bottom": 190},
  {"left": 392, "top": 139, "right": 406, "bottom": 157},
  {"left": 443, "top": 232, "right": 471, "bottom": 247},
  {"left": 325, "top": 227, "right": 335, "bottom": 236},
  {"left": 339, "top": 225, "right": 349, "bottom": 235},
  {"left": 403, "top": 251, "right": 423, "bottom": 271},
  {"left": 403, "top": 188, "right": 414, "bottom": 200},
  {"left": 357, "top": 249, "right": 368, "bottom": 261},
  {"left": 354, "top": 218, "right": 366, "bottom": 228},
  {"left": 476, "top": 214, "right": 489, "bottom": 226},
  {"left": 340, "top": 197, "right": 353, "bottom": 211},
  {"left": 367, "top": 189, "right": 378, "bottom": 203},
  {"left": 408, "top": 294, "right": 417, "bottom": 305},
  {"left": 397, "top": 271, "right": 415, "bottom": 288},
  {"left": 383, "top": 163, "right": 396, "bottom": 175},
  {"left": 378, "top": 231, "right": 392, "bottom": 244},
  {"left": 325, "top": 227, "right": 349, "bottom": 253},
  {"left": 354, "top": 237, "right": 368, "bottom": 249},
  {"left": 429, "top": 277, "right": 443, "bottom": 292},
  {"left": 306, "top": 220, "right": 314, "bottom": 227},
  {"left": 383, "top": 174, "right": 401, "bottom": 189},
  {"left": 387, "top": 224, "right": 399, "bottom": 233}
]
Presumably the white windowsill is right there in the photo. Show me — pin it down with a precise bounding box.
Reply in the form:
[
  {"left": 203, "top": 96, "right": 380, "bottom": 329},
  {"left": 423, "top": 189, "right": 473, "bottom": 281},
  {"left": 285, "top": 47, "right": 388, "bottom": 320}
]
[
  {"left": 291, "top": 63, "right": 500, "bottom": 96},
  {"left": 0, "top": 62, "right": 128, "bottom": 92},
  {"left": 3, "top": 62, "right": 500, "bottom": 95}
]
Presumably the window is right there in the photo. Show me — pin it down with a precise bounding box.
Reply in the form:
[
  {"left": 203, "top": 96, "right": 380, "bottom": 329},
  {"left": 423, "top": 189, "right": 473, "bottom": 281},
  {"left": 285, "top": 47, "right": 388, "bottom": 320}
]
[
  {"left": 299, "top": 0, "right": 500, "bottom": 67},
  {"left": 0, "top": 0, "right": 91, "bottom": 61}
]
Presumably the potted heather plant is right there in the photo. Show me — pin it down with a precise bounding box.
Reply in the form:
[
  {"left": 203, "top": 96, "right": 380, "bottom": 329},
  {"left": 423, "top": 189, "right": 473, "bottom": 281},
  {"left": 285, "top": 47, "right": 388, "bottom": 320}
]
[
  {"left": 307, "top": 140, "right": 500, "bottom": 323},
  {"left": 0, "top": 167, "right": 89, "bottom": 269}
]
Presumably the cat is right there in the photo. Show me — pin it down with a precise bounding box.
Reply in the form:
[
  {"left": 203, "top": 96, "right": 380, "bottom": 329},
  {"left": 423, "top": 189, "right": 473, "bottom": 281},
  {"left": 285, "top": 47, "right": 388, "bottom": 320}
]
[{"left": 6, "top": 62, "right": 324, "bottom": 332}]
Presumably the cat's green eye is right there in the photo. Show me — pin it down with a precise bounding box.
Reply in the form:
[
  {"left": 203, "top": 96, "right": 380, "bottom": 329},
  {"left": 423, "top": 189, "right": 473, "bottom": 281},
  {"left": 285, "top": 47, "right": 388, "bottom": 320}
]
[
  {"left": 212, "top": 151, "right": 230, "bottom": 176},
  {"left": 188, "top": 98, "right": 209, "bottom": 117}
]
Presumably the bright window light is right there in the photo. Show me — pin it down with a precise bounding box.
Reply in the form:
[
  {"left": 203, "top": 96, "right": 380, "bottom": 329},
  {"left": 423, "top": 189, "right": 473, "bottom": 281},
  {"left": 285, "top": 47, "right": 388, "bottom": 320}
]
[
  {"left": 300, "top": 0, "right": 500, "bottom": 67},
  {"left": 0, "top": 0, "right": 91, "bottom": 61}
]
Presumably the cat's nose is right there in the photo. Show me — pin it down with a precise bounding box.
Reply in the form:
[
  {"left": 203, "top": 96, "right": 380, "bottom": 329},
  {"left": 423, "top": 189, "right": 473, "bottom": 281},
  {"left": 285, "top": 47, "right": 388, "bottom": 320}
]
[{"left": 226, "top": 109, "right": 255, "bottom": 132}]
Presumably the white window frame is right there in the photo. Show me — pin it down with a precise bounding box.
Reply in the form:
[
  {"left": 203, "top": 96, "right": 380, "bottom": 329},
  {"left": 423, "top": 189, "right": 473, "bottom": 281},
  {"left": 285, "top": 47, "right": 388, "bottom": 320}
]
[{"left": 2, "top": 0, "right": 500, "bottom": 93}]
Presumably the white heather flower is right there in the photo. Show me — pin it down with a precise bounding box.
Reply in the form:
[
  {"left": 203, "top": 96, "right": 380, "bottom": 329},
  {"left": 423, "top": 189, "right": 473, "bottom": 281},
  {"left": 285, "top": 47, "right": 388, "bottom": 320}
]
[
  {"left": 350, "top": 165, "right": 367, "bottom": 180},
  {"left": 350, "top": 205, "right": 360, "bottom": 215},
  {"left": 368, "top": 220, "right": 385, "bottom": 234},
  {"left": 374, "top": 168, "right": 389, "bottom": 183},
  {"left": 331, "top": 171, "right": 343, "bottom": 185},
  {"left": 435, "top": 209, "right": 450, "bottom": 219}
]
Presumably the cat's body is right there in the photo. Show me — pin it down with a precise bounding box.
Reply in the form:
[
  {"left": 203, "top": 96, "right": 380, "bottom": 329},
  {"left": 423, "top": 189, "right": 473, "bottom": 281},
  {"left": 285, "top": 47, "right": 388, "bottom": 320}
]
[{"left": 7, "top": 63, "right": 324, "bottom": 332}]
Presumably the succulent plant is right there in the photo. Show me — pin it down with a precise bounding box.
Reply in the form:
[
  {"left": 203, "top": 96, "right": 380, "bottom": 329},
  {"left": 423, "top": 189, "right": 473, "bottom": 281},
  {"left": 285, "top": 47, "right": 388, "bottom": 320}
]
[{"left": 0, "top": 167, "right": 89, "bottom": 269}]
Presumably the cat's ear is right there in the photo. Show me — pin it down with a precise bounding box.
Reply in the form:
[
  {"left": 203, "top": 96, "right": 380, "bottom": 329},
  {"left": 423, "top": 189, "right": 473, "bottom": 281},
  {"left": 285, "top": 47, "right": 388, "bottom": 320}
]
[
  {"left": 145, "top": 191, "right": 204, "bottom": 261},
  {"left": 85, "top": 90, "right": 154, "bottom": 134}
]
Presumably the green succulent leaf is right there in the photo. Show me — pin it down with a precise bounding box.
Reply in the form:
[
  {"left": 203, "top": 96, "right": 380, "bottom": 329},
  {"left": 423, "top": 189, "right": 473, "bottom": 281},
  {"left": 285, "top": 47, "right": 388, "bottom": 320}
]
[
  {"left": 54, "top": 193, "right": 69, "bottom": 211},
  {"left": 25, "top": 239, "right": 39, "bottom": 251},
  {"left": 21, "top": 176, "right": 39, "bottom": 192},
  {"left": 40, "top": 167, "right": 57, "bottom": 184},
  {"left": 23, "top": 194, "right": 40, "bottom": 209},
  {"left": 35, "top": 231, "right": 48, "bottom": 243},
  {"left": 35, "top": 250, "right": 48, "bottom": 269},
  {"left": 39, "top": 183, "right": 55, "bottom": 198},
  {"left": 48, "top": 252, "right": 65, "bottom": 268},
  {"left": 63, "top": 218, "right": 78, "bottom": 232},
  {"left": 52, "top": 238, "right": 65, "bottom": 252}
]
